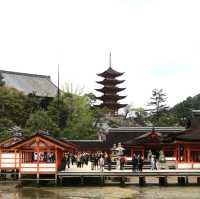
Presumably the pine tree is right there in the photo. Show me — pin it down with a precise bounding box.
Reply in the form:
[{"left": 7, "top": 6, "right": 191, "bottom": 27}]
[{"left": 148, "top": 89, "right": 169, "bottom": 125}]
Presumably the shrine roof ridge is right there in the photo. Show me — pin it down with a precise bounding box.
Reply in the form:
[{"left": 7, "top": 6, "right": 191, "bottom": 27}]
[
  {"left": 0, "top": 70, "right": 50, "bottom": 78},
  {"left": 67, "top": 139, "right": 104, "bottom": 142},
  {"left": 108, "top": 127, "right": 185, "bottom": 133}
]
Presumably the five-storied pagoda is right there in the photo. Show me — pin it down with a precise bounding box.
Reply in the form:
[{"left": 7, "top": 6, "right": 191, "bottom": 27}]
[{"left": 96, "top": 53, "right": 127, "bottom": 116}]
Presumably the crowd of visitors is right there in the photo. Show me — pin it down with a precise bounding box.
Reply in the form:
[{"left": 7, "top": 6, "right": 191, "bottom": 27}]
[
  {"left": 60, "top": 149, "right": 165, "bottom": 172},
  {"left": 131, "top": 154, "right": 143, "bottom": 171},
  {"left": 32, "top": 152, "right": 55, "bottom": 163}
]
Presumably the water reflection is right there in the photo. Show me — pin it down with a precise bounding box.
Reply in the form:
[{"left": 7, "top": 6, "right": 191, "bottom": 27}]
[{"left": 0, "top": 185, "right": 200, "bottom": 199}]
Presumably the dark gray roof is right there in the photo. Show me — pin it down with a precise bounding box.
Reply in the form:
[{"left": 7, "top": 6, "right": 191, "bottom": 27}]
[
  {"left": 108, "top": 127, "right": 185, "bottom": 133},
  {"left": 0, "top": 70, "right": 57, "bottom": 97},
  {"left": 105, "top": 126, "right": 186, "bottom": 146},
  {"left": 65, "top": 139, "right": 109, "bottom": 149},
  {"left": 68, "top": 140, "right": 104, "bottom": 142},
  {"left": 172, "top": 128, "right": 200, "bottom": 141}
]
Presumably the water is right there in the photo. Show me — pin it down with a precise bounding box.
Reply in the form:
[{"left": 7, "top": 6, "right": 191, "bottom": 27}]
[{"left": 1, "top": 184, "right": 200, "bottom": 199}]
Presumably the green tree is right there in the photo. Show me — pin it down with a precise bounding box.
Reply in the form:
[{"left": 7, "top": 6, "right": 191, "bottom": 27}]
[
  {"left": 171, "top": 96, "right": 193, "bottom": 127},
  {"left": 62, "top": 93, "right": 97, "bottom": 139},
  {"left": 147, "top": 89, "right": 169, "bottom": 126},
  {"left": 48, "top": 94, "right": 69, "bottom": 129},
  {"left": 48, "top": 90, "right": 99, "bottom": 139},
  {"left": 0, "top": 86, "right": 29, "bottom": 127},
  {"left": 0, "top": 118, "right": 15, "bottom": 138},
  {"left": 133, "top": 107, "right": 148, "bottom": 126},
  {"left": 123, "top": 104, "right": 134, "bottom": 119},
  {"left": 84, "top": 93, "right": 97, "bottom": 107},
  {"left": 154, "top": 112, "right": 179, "bottom": 126},
  {"left": 25, "top": 110, "right": 58, "bottom": 137}
]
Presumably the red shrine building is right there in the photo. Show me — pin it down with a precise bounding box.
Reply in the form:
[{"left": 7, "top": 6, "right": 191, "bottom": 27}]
[
  {"left": 70, "top": 110, "right": 200, "bottom": 169},
  {"left": 0, "top": 133, "right": 77, "bottom": 179},
  {"left": 1, "top": 112, "right": 200, "bottom": 172},
  {"left": 1, "top": 69, "right": 200, "bottom": 173},
  {"left": 95, "top": 54, "right": 127, "bottom": 116}
]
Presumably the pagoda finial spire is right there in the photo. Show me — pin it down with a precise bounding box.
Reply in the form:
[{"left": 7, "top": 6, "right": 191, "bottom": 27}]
[{"left": 109, "top": 52, "right": 111, "bottom": 68}]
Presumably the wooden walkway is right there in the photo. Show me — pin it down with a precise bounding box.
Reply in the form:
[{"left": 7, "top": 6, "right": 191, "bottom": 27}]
[
  {"left": 56, "top": 168, "right": 200, "bottom": 186},
  {"left": 57, "top": 169, "right": 200, "bottom": 177}
]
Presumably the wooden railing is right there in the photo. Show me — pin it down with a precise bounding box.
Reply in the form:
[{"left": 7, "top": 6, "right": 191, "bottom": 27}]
[
  {"left": 20, "top": 163, "right": 56, "bottom": 174},
  {"left": 0, "top": 153, "right": 19, "bottom": 169},
  {"left": 0, "top": 153, "right": 57, "bottom": 174}
]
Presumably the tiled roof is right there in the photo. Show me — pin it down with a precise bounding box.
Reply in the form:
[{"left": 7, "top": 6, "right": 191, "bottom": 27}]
[
  {"left": 0, "top": 136, "right": 24, "bottom": 148},
  {"left": 0, "top": 70, "right": 57, "bottom": 97},
  {"left": 172, "top": 128, "right": 200, "bottom": 141},
  {"left": 10, "top": 133, "right": 77, "bottom": 150},
  {"left": 108, "top": 127, "right": 185, "bottom": 133},
  {"left": 97, "top": 67, "right": 124, "bottom": 77},
  {"left": 105, "top": 127, "right": 185, "bottom": 146},
  {"left": 67, "top": 139, "right": 110, "bottom": 149}
]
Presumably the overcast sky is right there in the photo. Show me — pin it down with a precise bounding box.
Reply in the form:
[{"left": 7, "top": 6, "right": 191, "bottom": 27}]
[{"left": 0, "top": 0, "right": 200, "bottom": 108}]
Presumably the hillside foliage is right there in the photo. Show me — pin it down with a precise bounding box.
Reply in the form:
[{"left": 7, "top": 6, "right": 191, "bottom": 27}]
[{"left": 0, "top": 84, "right": 200, "bottom": 139}]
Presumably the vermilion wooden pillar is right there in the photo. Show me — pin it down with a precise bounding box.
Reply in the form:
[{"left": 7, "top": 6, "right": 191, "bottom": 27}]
[
  {"left": 14, "top": 150, "right": 17, "bottom": 168},
  {"left": 55, "top": 147, "right": 58, "bottom": 171},
  {"left": 142, "top": 147, "right": 145, "bottom": 159},
  {"left": 184, "top": 145, "right": 187, "bottom": 162},
  {"left": 36, "top": 138, "right": 40, "bottom": 184},
  {"left": 174, "top": 146, "right": 177, "bottom": 161},
  {"left": 0, "top": 150, "right": 2, "bottom": 170},
  {"left": 176, "top": 144, "right": 180, "bottom": 162},
  {"left": 130, "top": 148, "right": 133, "bottom": 157},
  {"left": 187, "top": 146, "right": 191, "bottom": 162}
]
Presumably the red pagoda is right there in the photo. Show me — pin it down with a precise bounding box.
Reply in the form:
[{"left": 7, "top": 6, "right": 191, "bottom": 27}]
[{"left": 96, "top": 54, "right": 127, "bottom": 115}]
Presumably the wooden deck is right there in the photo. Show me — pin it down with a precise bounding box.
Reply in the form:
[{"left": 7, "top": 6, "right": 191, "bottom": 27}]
[
  {"left": 57, "top": 167, "right": 200, "bottom": 185},
  {"left": 57, "top": 169, "right": 200, "bottom": 177}
]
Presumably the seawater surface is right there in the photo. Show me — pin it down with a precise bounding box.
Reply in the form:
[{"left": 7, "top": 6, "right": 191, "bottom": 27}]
[{"left": 1, "top": 184, "right": 200, "bottom": 199}]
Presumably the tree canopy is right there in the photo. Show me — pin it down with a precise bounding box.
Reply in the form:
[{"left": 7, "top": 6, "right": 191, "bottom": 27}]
[
  {"left": 0, "top": 73, "right": 5, "bottom": 87},
  {"left": 0, "top": 86, "right": 30, "bottom": 127},
  {"left": 147, "top": 89, "right": 169, "bottom": 126},
  {"left": 2, "top": 80, "right": 200, "bottom": 140},
  {"left": 25, "top": 110, "right": 58, "bottom": 136}
]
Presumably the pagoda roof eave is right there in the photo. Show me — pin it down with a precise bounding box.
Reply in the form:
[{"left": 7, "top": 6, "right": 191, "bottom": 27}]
[
  {"left": 96, "top": 103, "right": 127, "bottom": 109},
  {"left": 95, "top": 87, "right": 126, "bottom": 93},
  {"left": 97, "top": 67, "right": 124, "bottom": 77},
  {"left": 96, "top": 95, "right": 127, "bottom": 100},
  {"left": 96, "top": 79, "right": 125, "bottom": 85}
]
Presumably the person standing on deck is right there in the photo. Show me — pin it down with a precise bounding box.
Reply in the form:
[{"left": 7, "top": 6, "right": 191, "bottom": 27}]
[
  {"left": 80, "top": 153, "right": 84, "bottom": 168},
  {"left": 69, "top": 153, "right": 75, "bottom": 166},
  {"left": 137, "top": 155, "right": 143, "bottom": 172},
  {"left": 60, "top": 153, "right": 67, "bottom": 171},
  {"left": 120, "top": 155, "right": 126, "bottom": 170},
  {"left": 65, "top": 153, "right": 70, "bottom": 168},
  {"left": 116, "top": 157, "right": 120, "bottom": 170},
  {"left": 94, "top": 154, "right": 99, "bottom": 170},
  {"left": 106, "top": 154, "right": 112, "bottom": 171},
  {"left": 90, "top": 154, "right": 95, "bottom": 170},
  {"left": 150, "top": 155, "right": 156, "bottom": 170},
  {"left": 147, "top": 150, "right": 152, "bottom": 162},
  {"left": 132, "top": 153, "right": 137, "bottom": 172},
  {"left": 76, "top": 153, "right": 81, "bottom": 168},
  {"left": 99, "top": 156, "right": 105, "bottom": 172}
]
